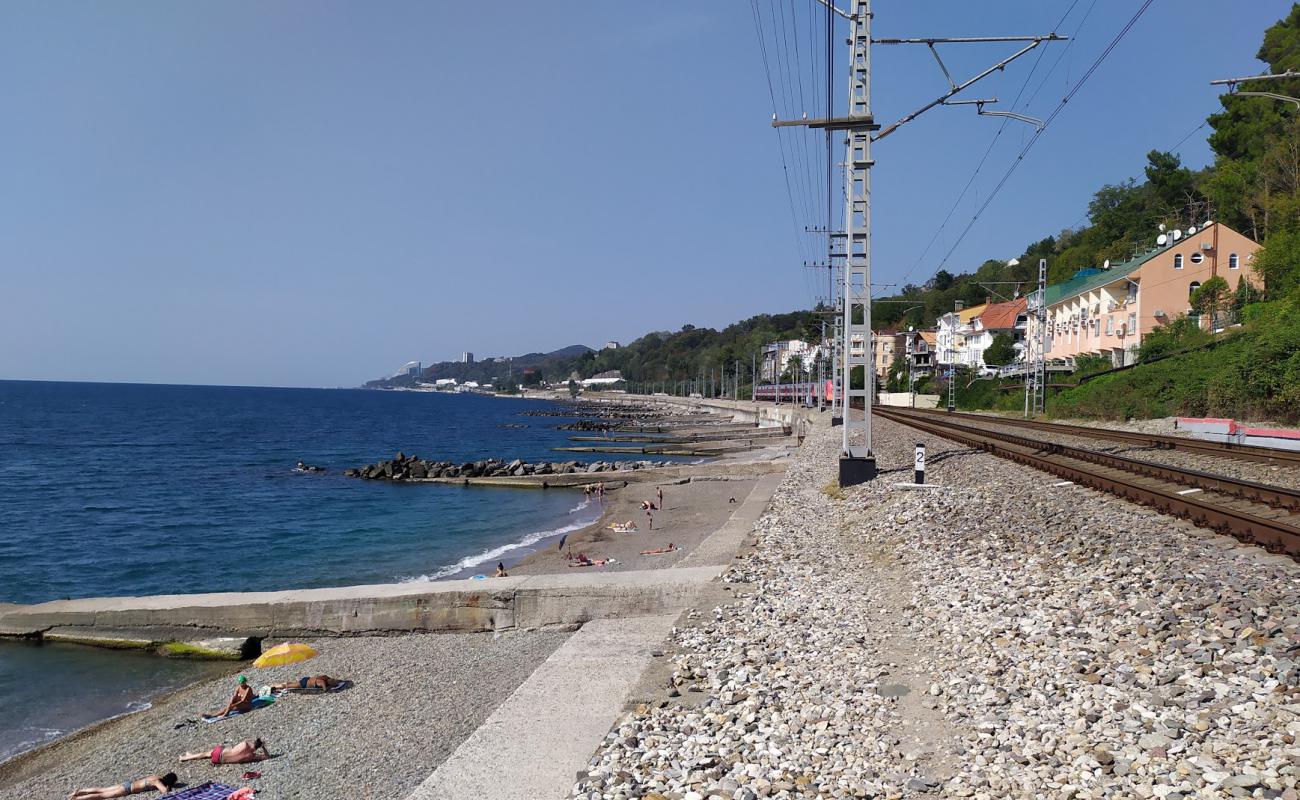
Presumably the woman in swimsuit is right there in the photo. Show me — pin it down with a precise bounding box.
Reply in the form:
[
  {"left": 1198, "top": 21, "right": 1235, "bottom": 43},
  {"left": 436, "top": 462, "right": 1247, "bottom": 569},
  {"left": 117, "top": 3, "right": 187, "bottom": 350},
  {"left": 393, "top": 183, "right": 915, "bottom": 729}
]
[
  {"left": 178, "top": 738, "right": 271, "bottom": 765},
  {"left": 68, "top": 773, "right": 177, "bottom": 799}
]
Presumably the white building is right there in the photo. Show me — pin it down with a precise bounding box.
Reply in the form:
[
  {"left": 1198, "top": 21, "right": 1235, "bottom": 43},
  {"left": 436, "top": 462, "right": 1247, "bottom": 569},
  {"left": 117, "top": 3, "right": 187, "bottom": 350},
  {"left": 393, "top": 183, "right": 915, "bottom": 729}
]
[
  {"left": 434, "top": 378, "right": 457, "bottom": 389},
  {"left": 581, "top": 370, "right": 625, "bottom": 389},
  {"left": 460, "top": 352, "right": 474, "bottom": 364},
  {"left": 603, "top": 341, "right": 621, "bottom": 350},
  {"left": 761, "top": 340, "right": 818, "bottom": 382}
]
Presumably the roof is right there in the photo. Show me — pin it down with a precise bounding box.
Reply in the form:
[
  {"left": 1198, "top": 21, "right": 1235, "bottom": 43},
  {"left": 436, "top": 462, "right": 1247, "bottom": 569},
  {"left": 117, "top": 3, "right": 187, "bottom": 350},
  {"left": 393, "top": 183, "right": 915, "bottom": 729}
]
[
  {"left": 1042, "top": 238, "right": 1182, "bottom": 306},
  {"left": 958, "top": 303, "right": 989, "bottom": 324},
  {"left": 978, "top": 297, "right": 1027, "bottom": 331},
  {"left": 919, "top": 331, "right": 937, "bottom": 345}
]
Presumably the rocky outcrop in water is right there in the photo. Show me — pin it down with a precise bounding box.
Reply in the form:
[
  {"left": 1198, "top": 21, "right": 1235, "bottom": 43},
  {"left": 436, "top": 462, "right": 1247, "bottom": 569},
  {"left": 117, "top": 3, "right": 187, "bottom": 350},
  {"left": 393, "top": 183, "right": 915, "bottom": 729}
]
[{"left": 344, "top": 452, "right": 673, "bottom": 481}]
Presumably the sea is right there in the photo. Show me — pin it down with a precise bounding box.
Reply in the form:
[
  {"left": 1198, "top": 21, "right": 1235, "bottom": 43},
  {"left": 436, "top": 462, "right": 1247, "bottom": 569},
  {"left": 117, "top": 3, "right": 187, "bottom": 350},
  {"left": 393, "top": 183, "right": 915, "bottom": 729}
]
[{"left": 0, "top": 380, "right": 646, "bottom": 762}]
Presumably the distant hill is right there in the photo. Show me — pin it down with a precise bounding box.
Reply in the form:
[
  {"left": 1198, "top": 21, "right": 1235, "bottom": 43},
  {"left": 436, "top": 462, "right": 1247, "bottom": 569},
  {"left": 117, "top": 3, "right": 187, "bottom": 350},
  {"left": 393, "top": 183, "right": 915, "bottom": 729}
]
[{"left": 365, "top": 345, "right": 594, "bottom": 388}]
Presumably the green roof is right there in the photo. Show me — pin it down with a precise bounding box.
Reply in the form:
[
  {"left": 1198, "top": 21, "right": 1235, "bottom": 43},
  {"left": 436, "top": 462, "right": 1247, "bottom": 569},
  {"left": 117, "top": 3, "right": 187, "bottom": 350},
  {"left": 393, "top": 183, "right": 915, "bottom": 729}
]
[{"left": 1043, "top": 247, "right": 1162, "bottom": 305}]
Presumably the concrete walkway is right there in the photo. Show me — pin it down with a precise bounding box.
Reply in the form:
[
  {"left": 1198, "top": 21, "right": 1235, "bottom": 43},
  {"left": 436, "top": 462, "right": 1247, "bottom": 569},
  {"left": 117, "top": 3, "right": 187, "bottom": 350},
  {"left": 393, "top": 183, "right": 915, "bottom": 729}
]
[{"left": 405, "top": 615, "right": 679, "bottom": 800}]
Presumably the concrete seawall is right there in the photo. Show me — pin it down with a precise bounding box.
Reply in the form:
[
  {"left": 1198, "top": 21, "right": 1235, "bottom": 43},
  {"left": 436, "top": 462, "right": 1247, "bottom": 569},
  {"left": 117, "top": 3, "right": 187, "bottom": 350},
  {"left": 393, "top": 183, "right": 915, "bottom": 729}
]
[{"left": 0, "top": 566, "right": 727, "bottom": 643}]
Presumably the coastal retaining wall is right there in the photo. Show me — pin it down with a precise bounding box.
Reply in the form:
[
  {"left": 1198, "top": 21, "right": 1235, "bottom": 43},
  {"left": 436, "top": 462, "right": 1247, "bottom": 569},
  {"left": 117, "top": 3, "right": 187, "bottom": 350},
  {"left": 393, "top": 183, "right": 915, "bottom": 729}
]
[{"left": 0, "top": 567, "right": 727, "bottom": 643}]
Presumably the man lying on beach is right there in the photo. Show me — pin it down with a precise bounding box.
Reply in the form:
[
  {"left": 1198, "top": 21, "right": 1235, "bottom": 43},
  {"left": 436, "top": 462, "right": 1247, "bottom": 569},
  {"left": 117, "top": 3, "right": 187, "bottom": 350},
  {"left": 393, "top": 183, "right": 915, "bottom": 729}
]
[
  {"left": 608, "top": 520, "right": 638, "bottom": 533},
  {"left": 269, "top": 675, "right": 346, "bottom": 692},
  {"left": 566, "top": 551, "right": 608, "bottom": 568},
  {"left": 67, "top": 773, "right": 178, "bottom": 799},
  {"left": 640, "top": 543, "right": 677, "bottom": 555},
  {"left": 179, "top": 738, "right": 271, "bottom": 765},
  {"left": 206, "top": 675, "right": 254, "bottom": 718}
]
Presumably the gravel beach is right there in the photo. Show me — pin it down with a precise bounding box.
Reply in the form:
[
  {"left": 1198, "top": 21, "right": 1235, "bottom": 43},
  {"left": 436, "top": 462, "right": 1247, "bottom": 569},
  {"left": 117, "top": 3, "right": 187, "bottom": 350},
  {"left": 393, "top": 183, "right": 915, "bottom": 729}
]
[
  {"left": 572, "top": 415, "right": 1300, "bottom": 799},
  {"left": 1, "top": 630, "right": 570, "bottom": 800},
  {"left": 507, "top": 476, "right": 759, "bottom": 575}
]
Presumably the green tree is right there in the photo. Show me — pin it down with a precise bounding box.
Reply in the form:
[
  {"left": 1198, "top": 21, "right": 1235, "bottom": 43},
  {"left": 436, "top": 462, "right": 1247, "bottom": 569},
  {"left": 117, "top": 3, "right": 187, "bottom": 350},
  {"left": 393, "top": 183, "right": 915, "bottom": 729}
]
[
  {"left": 1253, "top": 227, "right": 1300, "bottom": 298},
  {"left": 567, "top": 379, "right": 579, "bottom": 398},
  {"left": 1191, "top": 275, "right": 1231, "bottom": 315},
  {"left": 983, "top": 333, "right": 1017, "bottom": 366},
  {"left": 885, "top": 354, "right": 909, "bottom": 392}
]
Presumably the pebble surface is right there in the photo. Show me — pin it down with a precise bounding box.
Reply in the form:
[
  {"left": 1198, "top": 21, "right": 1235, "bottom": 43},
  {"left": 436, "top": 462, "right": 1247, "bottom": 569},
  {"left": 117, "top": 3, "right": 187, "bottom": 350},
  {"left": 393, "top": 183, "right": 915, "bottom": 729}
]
[
  {"left": 571, "top": 416, "right": 1300, "bottom": 800},
  {"left": 958, "top": 411, "right": 1299, "bottom": 489},
  {"left": 1, "top": 630, "right": 569, "bottom": 800}
]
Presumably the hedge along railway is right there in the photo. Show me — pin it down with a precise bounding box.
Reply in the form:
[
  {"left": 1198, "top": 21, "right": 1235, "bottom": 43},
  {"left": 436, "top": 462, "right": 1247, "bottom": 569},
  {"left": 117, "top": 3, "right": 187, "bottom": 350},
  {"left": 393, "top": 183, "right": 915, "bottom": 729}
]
[{"left": 874, "top": 406, "right": 1300, "bottom": 557}]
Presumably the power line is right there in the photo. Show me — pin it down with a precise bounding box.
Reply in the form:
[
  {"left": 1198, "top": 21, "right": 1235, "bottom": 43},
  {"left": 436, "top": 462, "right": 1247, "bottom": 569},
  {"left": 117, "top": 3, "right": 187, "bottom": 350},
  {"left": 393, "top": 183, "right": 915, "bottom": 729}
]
[
  {"left": 933, "top": 0, "right": 1157, "bottom": 276},
  {"left": 888, "top": 0, "right": 1090, "bottom": 296}
]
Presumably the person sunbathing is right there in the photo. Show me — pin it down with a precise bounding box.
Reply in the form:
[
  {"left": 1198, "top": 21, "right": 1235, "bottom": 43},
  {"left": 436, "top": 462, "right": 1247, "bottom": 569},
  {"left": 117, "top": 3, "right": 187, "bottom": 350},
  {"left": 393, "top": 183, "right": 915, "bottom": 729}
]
[
  {"left": 68, "top": 773, "right": 178, "bottom": 799},
  {"left": 269, "top": 675, "right": 346, "bottom": 692},
  {"left": 205, "top": 675, "right": 254, "bottom": 718},
  {"left": 179, "top": 738, "right": 271, "bottom": 765},
  {"left": 640, "top": 543, "right": 678, "bottom": 555}
]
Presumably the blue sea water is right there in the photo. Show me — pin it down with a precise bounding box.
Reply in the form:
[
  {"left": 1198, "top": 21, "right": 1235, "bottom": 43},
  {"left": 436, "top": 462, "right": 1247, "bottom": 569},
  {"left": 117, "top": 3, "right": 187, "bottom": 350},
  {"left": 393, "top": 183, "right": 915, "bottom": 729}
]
[
  {"left": 0, "top": 380, "right": 637, "bottom": 761},
  {"left": 0, "top": 381, "right": 616, "bottom": 604}
]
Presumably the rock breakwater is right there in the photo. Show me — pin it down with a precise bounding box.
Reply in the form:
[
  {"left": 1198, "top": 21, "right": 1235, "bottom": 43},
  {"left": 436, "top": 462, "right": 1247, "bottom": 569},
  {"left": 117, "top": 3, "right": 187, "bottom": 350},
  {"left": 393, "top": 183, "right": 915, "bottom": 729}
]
[{"left": 344, "top": 452, "right": 674, "bottom": 481}]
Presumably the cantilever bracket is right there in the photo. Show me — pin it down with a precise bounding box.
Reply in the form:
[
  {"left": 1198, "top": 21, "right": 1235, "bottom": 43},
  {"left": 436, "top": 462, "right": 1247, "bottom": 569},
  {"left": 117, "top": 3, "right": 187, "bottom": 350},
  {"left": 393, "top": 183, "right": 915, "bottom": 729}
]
[
  {"left": 1231, "top": 90, "right": 1300, "bottom": 108},
  {"left": 944, "top": 98, "right": 1044, "bottom": 130},
  {"left": 872, "top": 33, "right": 1065, "bottom": 142},
  {"left": 812, "top": 0, "right": 852, "bottom": 21}
]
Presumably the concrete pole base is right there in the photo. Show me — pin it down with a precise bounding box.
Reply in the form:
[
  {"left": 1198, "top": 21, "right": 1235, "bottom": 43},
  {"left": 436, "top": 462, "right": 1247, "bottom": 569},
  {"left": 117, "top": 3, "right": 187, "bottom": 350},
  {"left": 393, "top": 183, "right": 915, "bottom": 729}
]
[{"left": 839, "top": 455, "right": 878, "bottom": 487}]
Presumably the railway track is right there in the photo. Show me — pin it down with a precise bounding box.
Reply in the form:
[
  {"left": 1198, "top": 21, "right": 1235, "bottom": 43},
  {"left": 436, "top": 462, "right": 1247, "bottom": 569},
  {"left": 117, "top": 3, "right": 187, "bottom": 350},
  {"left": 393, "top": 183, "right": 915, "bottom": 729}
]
[
  {"left": 874, "top": 406, "right": 1300, "bottom": 556},
  {"left": 880, "top": 406, "right": 1300, "bottom": 468}
]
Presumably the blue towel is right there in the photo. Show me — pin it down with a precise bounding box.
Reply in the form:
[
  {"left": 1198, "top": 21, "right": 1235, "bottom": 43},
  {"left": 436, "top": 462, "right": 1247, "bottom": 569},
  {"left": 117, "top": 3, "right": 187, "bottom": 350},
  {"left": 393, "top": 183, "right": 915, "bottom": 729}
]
[
  {"left": 163, "top": 782, "right": 238, "bottom": 800},
  {"left": 201, "top": 696, "right": 274, "bottom": 723}
]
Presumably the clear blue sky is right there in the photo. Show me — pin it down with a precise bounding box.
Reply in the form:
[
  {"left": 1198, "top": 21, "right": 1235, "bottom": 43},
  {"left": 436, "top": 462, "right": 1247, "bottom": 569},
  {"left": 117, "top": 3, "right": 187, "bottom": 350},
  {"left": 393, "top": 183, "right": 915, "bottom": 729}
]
[{"left": 0, "top": 1, "right": 1288, "bottom": 387}]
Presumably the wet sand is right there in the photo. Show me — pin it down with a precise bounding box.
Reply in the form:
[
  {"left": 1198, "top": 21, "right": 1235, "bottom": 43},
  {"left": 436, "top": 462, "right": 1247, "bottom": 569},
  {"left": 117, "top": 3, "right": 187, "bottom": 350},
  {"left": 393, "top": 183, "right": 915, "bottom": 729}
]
[{"left": 506, "top": 476, "right": 758, "bottom": 575}]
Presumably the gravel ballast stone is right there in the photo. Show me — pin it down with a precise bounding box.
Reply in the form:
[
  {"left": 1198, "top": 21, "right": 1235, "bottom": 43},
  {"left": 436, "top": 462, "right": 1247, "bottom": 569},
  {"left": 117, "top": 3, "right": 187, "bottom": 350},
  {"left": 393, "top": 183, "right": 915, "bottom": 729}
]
[{"left": 570, "top": 416, "right": 1300, "bottom": 799}]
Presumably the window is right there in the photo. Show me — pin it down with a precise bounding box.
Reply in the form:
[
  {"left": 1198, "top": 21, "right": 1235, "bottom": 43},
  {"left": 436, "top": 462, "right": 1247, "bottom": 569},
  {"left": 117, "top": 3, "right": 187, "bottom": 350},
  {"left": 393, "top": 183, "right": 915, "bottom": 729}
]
[
  {"left": 1229, "top": 253, "right": 1239, "bottom": 269},
  {"left": 1189, "top": 281, "right": 1201, "bottom": 298},
  {"left": 1106, "top": 317, "right": 1114, "bottom": 335},
  {"left": 1190, "top": 252, "right": 1204, "bottom": 264},
  {"left": 1174, "top": 254, "right": 1184, "bottom": 269},
  {"left": 1128, "top": 312, "right": 1137, "bottom": 331}
]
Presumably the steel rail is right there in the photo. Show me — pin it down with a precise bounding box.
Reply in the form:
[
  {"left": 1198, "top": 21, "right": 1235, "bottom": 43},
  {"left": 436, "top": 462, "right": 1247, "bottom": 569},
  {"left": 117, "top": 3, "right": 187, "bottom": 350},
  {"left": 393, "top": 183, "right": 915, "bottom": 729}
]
[
  {"left": 880, "top": 406, "right": 1300, "bottom": 468},
  {"left": 876, "top": 408, "right": 1300, "bottom": 511},
  {"left": 876, "top": 407, "right": 1300, "bottom": 555}
]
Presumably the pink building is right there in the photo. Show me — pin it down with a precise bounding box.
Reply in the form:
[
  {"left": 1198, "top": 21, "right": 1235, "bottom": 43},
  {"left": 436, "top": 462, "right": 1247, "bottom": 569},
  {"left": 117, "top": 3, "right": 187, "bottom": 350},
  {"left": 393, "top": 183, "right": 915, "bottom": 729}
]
[{"left": 1031, "top": 222, "right": 1261, "bottom": 367}]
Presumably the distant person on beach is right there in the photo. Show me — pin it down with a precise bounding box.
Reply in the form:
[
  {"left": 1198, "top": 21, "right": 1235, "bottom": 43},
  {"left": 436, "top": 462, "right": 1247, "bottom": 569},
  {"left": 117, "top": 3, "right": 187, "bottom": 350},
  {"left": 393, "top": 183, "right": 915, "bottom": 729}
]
[
  {"left": 179, "top": 738, "right": 272, "bottom": 765},
  {"left": 656, "top": 487, "right": 663, "bottom": 507},
  {"left": 640, "top": 543, "right": 677, "bottom": 555},
  {"left": 494, "top": 562, "right": 509, "bottom": 577},
  {"left": 67, "top": 773, "right": 178, "bottom": 799},
  {"left": 206, "top": 675, "right": 254, "bottom": 718},
  {"left": 269, "top": 675, "right": 346, "bottom": 692}
]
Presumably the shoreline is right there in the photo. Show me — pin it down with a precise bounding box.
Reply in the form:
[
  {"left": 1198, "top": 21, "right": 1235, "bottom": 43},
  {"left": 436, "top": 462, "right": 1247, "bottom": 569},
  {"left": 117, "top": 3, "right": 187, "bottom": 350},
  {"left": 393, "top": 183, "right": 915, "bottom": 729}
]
[{"left": 0, "top": 631, "right": 573, "bottom": 798}]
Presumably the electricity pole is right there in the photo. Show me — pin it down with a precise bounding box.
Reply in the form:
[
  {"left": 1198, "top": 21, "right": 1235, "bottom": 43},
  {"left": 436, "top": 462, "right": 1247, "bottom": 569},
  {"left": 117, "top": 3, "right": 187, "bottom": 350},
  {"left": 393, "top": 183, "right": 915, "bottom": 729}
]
[
  {"left": 773, "top": 3, "right": 1062, "bottom": 485},
  {"left": 1025, "top": 257, "right": 1048, "bottom": 417}
]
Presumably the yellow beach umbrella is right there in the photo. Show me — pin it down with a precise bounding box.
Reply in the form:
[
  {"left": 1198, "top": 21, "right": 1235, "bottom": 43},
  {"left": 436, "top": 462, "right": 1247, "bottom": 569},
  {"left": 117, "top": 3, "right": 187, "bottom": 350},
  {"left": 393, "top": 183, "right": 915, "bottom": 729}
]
[{"left": 253, "top": 642, "right": 318, "bottom": 669}]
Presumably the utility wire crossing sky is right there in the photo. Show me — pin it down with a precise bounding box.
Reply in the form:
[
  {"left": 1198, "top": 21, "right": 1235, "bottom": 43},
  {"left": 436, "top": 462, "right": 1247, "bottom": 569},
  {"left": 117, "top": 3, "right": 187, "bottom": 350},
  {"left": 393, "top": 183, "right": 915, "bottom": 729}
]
[{"left": 0, "top": 1, "right": 1288, "bottom": 387}]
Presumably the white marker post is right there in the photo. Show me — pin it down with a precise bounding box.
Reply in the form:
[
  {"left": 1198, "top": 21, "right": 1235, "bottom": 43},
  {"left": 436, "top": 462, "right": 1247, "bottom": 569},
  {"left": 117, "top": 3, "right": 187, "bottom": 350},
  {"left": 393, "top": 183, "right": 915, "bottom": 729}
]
[{"left": 914, "top": 442, "right": 926, "bottom": 485}]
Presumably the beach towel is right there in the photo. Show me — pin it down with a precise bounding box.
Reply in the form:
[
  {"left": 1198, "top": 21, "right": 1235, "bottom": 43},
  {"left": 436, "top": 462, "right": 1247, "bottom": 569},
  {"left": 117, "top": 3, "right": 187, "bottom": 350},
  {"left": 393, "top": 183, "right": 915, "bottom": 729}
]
[
  {"left": 271, "top": 679, "right": 353, "bottom": 697},
  {"left": 162, "top": 782, "right": 238, "bottom": 800},
  {"left": 202, "top": 696, "right": 274, "bottom": 723}
]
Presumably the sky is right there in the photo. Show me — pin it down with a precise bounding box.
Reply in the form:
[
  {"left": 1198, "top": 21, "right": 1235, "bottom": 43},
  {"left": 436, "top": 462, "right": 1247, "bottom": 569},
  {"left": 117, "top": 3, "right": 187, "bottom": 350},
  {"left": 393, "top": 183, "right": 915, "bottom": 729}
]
[{"left": 0, "top": 1, "right": 1290, "bottom": 387}]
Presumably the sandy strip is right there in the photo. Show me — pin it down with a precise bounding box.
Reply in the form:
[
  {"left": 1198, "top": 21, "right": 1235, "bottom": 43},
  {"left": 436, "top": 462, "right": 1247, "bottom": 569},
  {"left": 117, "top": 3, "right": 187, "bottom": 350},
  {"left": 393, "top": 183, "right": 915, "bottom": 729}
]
[
  {"left": 504, "top": 476, "right": 759, "bottom": 576},
  {"left": 0, "top": 630, "right": 569, "bottom": 800}
]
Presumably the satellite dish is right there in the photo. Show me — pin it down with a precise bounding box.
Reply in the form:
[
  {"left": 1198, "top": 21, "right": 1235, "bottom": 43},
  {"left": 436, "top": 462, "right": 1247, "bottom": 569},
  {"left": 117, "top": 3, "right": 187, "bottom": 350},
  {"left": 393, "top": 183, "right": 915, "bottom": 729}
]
[
  {"left": 1187, "top": 225, "right": 1197, "bottom": 235},
  {"left": 1158, "top": 223, "right": 1166, "bottom": 232},
  {"left": 1157, "top": 234, "right": 1168, "bottom": 246},
  {"left": 1103, "top": 259, "right": 1110, "bottom": 269},
  {"left": 1203, "top": 219, "right": 1213, "bottom": 228},
  {"left": 1172, "top": 229, "right": 1183, "bottom": 241}
]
